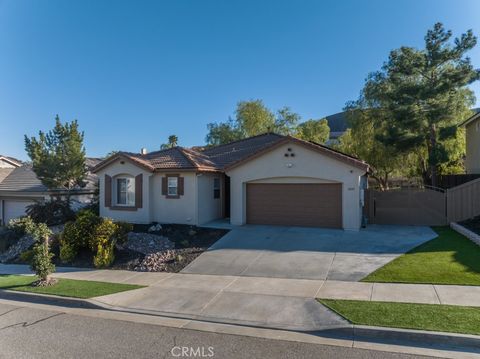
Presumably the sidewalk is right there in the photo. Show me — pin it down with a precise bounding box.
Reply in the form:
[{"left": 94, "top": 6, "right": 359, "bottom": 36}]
[
  {"left": 2, "top": 263, "right": 480, "bottom": 307},
  {"left": 3, "top": 264, "right": 480, "bottom": 358}
]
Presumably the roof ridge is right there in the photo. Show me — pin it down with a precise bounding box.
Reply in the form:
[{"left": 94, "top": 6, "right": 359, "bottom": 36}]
[
  {"left": 201, "top": 132, "right": 284, "bottom": 152},
  {"left": 176, "top": 147, "right": 201, "bottom": 169}
]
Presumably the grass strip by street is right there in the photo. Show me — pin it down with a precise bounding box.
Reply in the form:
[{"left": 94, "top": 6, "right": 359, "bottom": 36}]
[
  {"left": 319, "top": 299, "right": 480, "bottom": 336},
  {"left": 362, "top": 226, "right": 480, "bottom": 285},
  {"left": 0, "top": 275, "right": 144, "bottom": 299}
]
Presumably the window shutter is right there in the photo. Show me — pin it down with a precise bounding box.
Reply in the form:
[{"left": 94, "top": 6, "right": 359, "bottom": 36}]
[
  {"left": 178, "top": 176, "right": 184, "bottom": 196},
  {"left": 161, "top": 177, "right": 167, "bottom": 195},
  {"left": 135, "top": 174, "right": 143, "bottom": 208},
  {"left": 105, "top": 175, "right": 112, "bottom": 207}
]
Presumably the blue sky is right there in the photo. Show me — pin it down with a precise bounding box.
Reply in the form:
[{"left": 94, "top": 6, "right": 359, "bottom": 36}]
[{"left": 1, "top": 0, "right": 479, "bottom": 160}]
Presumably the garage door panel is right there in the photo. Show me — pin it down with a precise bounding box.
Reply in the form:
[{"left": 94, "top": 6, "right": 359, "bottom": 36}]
[
  {"left": 246, "top": 183, "right": 342, "bottom": 228},
  {"left": 3, "top": 200, "right": 35, "bottom": 224}
]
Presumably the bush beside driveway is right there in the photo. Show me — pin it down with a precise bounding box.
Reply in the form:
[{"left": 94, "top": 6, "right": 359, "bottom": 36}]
[{"left": 363, "top": 227, "right": 480, "bottom": 285}]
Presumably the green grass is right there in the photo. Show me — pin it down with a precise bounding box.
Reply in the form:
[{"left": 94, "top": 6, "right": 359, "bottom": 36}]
[
  {"left": 319, "top": 299, "right": 480, "bottom": 336},
  {"left": 0, "top": 275, "right": 144, "bottom": 299},
  {"left": 362, "top": 226, "right": 480, "bottom": 285}
]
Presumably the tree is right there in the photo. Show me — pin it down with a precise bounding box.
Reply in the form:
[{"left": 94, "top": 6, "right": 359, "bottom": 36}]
[
  {"left": 296, "top": 118, "right": 330, "bottom": 144},
  {"left": 274, "top": 107, "right": 300, "bottom": 135},
  {"left": 205, "top": 100, "right": 315, "bottom": 145},
  {"left": 235, "top": 100, "right": 275, "bottom": 136},
  {"left": 361, "top": 23, "right": 479, "bottom": 186},
  {"left": 205, "top": 118, "right": 243, "bottom": 146},
  {"left": 25, "top": 115, "right": 86, "bottom": 197},
  {"left": 205, "top": 100, "right": 275, "bottom": 145},
  {"left": 335, "top": 106, "right": 402, "bottom": 190},
  {"left": 161, "top": 135, "right": 179, "bottom": 149}
]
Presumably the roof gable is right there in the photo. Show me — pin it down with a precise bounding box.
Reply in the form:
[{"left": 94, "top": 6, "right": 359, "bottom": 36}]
[{"left": 223, "top": 136, "right": 369, "bottom": 171}]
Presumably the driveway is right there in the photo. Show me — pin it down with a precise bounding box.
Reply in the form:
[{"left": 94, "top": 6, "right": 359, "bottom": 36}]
[{"left": 182, "top": 225, "right": 437, "bottom": 281}]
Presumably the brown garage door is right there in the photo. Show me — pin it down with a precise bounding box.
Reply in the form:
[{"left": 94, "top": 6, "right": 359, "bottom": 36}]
[{"left": 246, "top": 183, "right": 342, "bottom": 228}]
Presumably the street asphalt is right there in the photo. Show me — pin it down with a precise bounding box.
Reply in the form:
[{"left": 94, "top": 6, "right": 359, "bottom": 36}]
[{"left": 0, "top": 303, "right": 433, "bottom": 359}]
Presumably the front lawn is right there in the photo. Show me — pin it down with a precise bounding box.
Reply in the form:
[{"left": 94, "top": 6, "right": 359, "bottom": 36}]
[
  {"left": 0, "top": 275, "right": 144, "bottom": 299},
  {"left": 362, "top": 227, "right": 480, "bottom": 285},
  {"left": 319, "top": 299, "right": 480, "bottom": 336}
]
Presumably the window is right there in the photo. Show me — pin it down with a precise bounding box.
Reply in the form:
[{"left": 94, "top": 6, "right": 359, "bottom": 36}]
[
  {"left": 168, "top": 177, "right": 178, "bottom": 196},
  {"left": 213, "top": 178, "right": 220, "bottom": 199},
  {"left": 116, "top": 177, "right": 135, "bottom": 206}
]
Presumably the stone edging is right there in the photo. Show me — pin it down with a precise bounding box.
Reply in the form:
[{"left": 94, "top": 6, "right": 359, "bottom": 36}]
[{"left": 451, "top": 222, "right": 480, "bottom": 246}]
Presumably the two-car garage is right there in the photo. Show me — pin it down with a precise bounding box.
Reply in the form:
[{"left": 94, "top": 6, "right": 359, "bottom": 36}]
[
  {"left": 246, "top": 183, "right": 343, "bottom": 228},
  {"left": 226, "top": 137, "right": 369, "bottom": 230}
]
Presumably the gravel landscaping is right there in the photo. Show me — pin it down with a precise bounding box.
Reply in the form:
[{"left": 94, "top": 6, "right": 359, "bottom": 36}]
[{"left": 1, "top": 223, "right": 228, "bottom": 273}]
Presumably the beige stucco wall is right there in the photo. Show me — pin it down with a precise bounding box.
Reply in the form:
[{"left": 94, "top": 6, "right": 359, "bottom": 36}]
[
  {"left": 197, "top": 173, "right": 222, "bottom": 225},
  {"left": 97, "top": 159, "right": 153, "bottom": 223},
  {"left": 225, "top": 142, "right": 366, "bottom": 230},
  {"left": 97, "top": 158, "right": 220, "bottom": 225},
  {"left": 151, "top": 172, "right": 197, "bottom": 225},
  {"left": 466, "top": 119, "right": 480, "bottom": 174}
]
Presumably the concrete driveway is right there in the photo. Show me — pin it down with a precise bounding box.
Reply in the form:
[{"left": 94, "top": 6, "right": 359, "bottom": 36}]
[{"left": 182, "top": 225, "right": 437, "bottom": 281}]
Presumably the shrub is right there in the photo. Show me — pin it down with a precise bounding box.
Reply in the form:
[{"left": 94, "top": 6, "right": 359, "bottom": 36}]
[
  {"left": 25, "top": 222, "right": 55, "bottom": 284},
  {"left": 90, "top": 218, "right": 118, "bottom": 251},
  {"left": 59, "top": 240, "right": 77, "bottom": 263},
  {"left": 113, "top": 221, "right": 133, "bottom": 245},
  {"left": 26, "top": 199, "right": 75, "bottom": 226},
  {"left": 75, "top": 209, "right": 102, "bottom": 247},
  {"left": 19, "top": 249, "right": 34, "bottom": 264},
  {"left": 7, "top": 216, "right": 36, "bottom": 236},
  {"left": 61, "top": 210, "right": 101, "bottom": 250},
  {"left": 93, "top": 241, "right": 115, "bottom": 268}
]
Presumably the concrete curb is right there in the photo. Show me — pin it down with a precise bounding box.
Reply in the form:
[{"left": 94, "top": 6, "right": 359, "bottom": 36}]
[
  {"left": 2, "top": 288, "right": 480, "bottom": 357},
  {"left": 451, "top": 222, "right": 480, "bottom": 246}
]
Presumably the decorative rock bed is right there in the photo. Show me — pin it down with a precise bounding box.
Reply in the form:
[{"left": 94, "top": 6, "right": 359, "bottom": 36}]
[
  {"left": 0, "top": 234, "right": 35, "bottom": 263},
  {"left": 451, "top": 222, "right": 480, "bottom": 246},
  {"left": 120, "top": 232, "right": 174, "bottom": 255},
  {"left": 0, "top": 225, "right": 64, "bottom": 263}
]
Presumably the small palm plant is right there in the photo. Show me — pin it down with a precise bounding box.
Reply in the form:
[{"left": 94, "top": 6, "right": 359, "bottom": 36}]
[{"left": 25, "top": 221, "right": 56, "bottom": 286}]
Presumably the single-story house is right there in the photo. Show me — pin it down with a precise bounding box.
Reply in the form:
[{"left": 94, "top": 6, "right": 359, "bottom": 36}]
[
  {"left": 0, "top": 158, "right": 100, "bottom": 225},
  {"left": 93, "top": 133, "right": 369, "bottom": 230},
  {"left": 462, "top": 109, "right": 480, "bottom": 174}
]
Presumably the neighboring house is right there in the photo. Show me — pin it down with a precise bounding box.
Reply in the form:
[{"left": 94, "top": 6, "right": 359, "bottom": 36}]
[
  {"left": 462, "top": 109, "right": 480, "bottom": 174},
  {"left": 325, "top": 111, "right": 348, "bottom": 144},
  {"left": 0, "top": 155, "right": 22, "bottom": 169},
  {"left": 0, "top": 158, "right": 100, "bottom": 225},
  {"left": 93, "top": 133, "right": 369, "bottom": 230}
]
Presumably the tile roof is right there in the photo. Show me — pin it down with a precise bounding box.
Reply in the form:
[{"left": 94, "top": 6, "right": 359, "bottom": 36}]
[
  {"left": 0, "top": 165, "right": 48, "bottom": 192},
  {"left": 94, "top": 132, "right": 369, "bottom": 173},
  {"left": 0, "top": 159, "right": 99, "bottom": 193},
  {"left": 200, "top": 133, "right": 284, "bottom": 169},
  {"left": 0, "top": 168, "right": 14, "bottom": 183}
]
